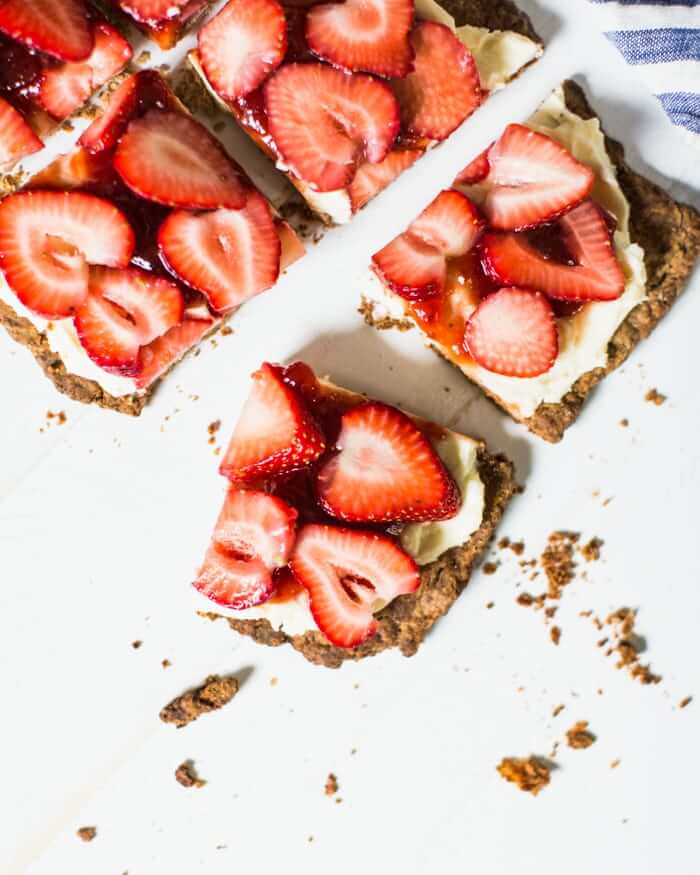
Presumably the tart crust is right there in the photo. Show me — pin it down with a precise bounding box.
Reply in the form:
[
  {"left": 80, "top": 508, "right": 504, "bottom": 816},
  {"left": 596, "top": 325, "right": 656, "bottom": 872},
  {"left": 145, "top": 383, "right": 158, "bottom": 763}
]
[{"left": 200, "top": 447, "right": 515, "bottom": 668}]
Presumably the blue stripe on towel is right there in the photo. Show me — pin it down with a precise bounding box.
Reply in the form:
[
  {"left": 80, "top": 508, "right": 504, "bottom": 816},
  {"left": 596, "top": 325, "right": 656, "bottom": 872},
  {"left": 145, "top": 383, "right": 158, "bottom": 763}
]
[{"left": 606, "top": 28, "right": 699, "bottom": 64}]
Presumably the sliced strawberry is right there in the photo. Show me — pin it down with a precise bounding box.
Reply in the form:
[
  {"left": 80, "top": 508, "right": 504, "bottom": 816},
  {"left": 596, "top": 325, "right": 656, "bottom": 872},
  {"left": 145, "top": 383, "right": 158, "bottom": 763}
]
[
  {"left": 198, "top": 0, "right": 287, "bottom": 102},
  {"left": 349, "top": 147, "right": 421, "bottom": 212},
  {"left": 481, "top": 200, "right": 626, "bottom": 302},
  {"left": 0, "top": 190, "right": 134, "bottom": 318},
  {"left": 317, "top": 401, "right": 460, "bottom": 523},
  {"left": 0, "top": 97, "right": 42, "bottom": 168},
  {"left": 158, "top": 192, "right": 281, "bottom": 314},
  {"left": 136, "top": 313, "right": 214, "bottom": 390},
  {"left": 464, "top": 287, "right": 558, "bottom": 378},
  {"left": 372, "top": 189, "right": 483, "bottom": 300},
  {"left": 220, "top": 362, "right": 326, "bottom": 482},
  {"left": 0, "top": 0, "right": 93, "bottom": 62},
  {"left": 454, "top": 149, "right": 489, "bottom": 185},
  {"left": 194, "top": 489, "right": 298, "bottom": 610},
  {"left": 290, "top": 524, "right": 420, "bottom": 648},
  {"left": 392, "top": 21, "right": 481, "bottom": 142},
  {"left": 118, "top": 0, "right": 189, "bottom": 24},
  {"left": 305, "top": 0, "right": 414, "bottom": 78},
  {"left": 264, "top": 62, "right": 400, "bottom": 192},
  {"left": 479, "top": 124, "right": 595, "bottom": 230},
  {"left": 114, "top": 109, "right": 248, "bottom": 210},
  {"left": 74, "top": 266, "right": 183, "bottom": 374}
]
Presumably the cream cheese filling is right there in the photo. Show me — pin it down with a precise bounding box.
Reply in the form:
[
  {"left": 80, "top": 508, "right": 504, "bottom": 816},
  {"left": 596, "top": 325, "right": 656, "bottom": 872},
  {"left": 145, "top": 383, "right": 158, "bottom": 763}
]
[{"left": 364, "top": 87, "right": 648, "bottom": 420}]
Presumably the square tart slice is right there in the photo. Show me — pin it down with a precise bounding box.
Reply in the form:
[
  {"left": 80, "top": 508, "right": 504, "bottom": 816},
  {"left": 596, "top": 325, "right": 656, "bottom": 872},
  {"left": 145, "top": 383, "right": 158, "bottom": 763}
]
[
  {"left": 362, "top": 81, "right": 700, "bottom": 442},
  {"left": 195, "top": 360, "right": 515, "bottom": 668},
  {"left": 186, "top": 0, "right": 543, "bottom": 224},
  {"left": 0, "top": 70, "right": 304, "bottom": 415}
]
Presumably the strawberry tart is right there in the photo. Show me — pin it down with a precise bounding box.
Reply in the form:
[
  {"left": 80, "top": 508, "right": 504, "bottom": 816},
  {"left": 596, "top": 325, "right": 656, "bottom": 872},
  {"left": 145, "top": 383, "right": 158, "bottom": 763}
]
[
  {"left": 0, "top": 0, "right": 132, "bottom": 177},
  {"left": 0, "top": 70, "right": 304, "bottom": 414},
  {"left": 362, "top": 81, "right": 700, "bottom": 442},
  {"left": 187, "top": 0, "right": 542, "bottom": 224},
  {"left": 195, "top": 361, "right": 515, "bottom": 668},
  {"left": 101, "top": 0, "right": 216, "bottom": 49}
]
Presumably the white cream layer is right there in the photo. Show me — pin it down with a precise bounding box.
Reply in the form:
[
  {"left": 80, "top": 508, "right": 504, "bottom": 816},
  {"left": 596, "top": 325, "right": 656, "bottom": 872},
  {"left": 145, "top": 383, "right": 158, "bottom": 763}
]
[{"left": 364, "top": 87, "right": 648, "bottom": 419}]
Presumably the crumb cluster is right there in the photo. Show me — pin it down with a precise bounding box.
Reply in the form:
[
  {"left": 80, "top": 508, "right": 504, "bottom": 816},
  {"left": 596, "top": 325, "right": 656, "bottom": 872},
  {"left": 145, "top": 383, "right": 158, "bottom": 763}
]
[
  {"left": 76, "top": 826, "right": 96, "bottom": 842},
  {"left": 324, "top": 773, "right": 339, "bottom": 797},
  {"left": 496, "top": 757, "right": 551, "bottom": 796},
  {"left": 175, "top": 760, "right": 206, "bottom": 788},
  {"left": 565, "top": 721, "right": 596, "bottom": 749},
  {"left": 160, "top": 674, "right": 239, "bottom": 728}
]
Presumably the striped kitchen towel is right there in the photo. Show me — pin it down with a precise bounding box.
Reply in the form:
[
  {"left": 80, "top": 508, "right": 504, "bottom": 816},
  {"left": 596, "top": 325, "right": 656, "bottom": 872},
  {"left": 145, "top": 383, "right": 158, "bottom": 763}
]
[{"left": 589, "top": 0, "right": 699, "bottom": 141}]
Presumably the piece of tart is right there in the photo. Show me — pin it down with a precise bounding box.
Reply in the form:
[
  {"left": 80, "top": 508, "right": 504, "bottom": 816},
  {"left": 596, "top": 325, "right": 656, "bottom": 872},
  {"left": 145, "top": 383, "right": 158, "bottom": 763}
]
[
  {"left": 0, "top": 0, "right": 132, "bottom": 179},
  {"left": 186, "top": 0, "right": 543, "bottom": 225},
  {"left": 362, "top": 81, "right": 700, "bottom": 442},
  {"left": 98, "top": 0, "right": 215, "bottom": 49},
  {"left": 0, "top": 70, "right": 304, "bottom": 414},
  {"left": 195, "top": 360, "right": 515, "bottom": 668}
]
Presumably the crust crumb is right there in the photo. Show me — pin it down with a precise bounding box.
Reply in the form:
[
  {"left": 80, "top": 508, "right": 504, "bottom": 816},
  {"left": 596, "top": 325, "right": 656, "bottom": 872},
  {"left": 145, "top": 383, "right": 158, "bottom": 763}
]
[
  {"left": 679, "top": 696, "right": 692, "bottom": 709},
  {"left": 175, "top": 760, "right": 206, "bottom": 788},
  {"left": 605, "top": 608, "right": 661, "bottom": 685},
  {"left": 220, "top": 325, "right": 233, "bottom": 336},
  {"left": 161, "top": 659, "right": 171, "bottom": 669},
  {"left": 324, "top": 773, "right": 339, "bottom": 796},
  {"left": 565, "top": 720, "right": 596, "bottom": 749},
  {"left": 482, "top": 561, "right": 499, "bottom": 575},
  {"left": 497, "top": 756, "right": 551, "bottom": 796},
  {"left": 541, "top": 531, "right": 579, "bottom": 599},
  {"left": 610, "top": 759, "right": 621, "bottom": 769},
  {"left": 580, "top": 537, "right": 603, "bottom": 562},
  {"left": 76, "top": 826, "right": 96, "bottom": 842},
  {"left": 550, "top": 625, "right": 561, "bottom": 646},
  {"left": 160, "top": 674, "right": 240, "bottom": 727},
  {"left": 645, "top": 388, "right": 667, "bottom": 406},
  {"left": 619, "top": 418, "right": 629, "bottom": 427},
  {"left": 552, "top": 704, "right": 565, "bottom": 718},
  {"left": 358, "top": 298, "right": 414, "bottom": 332},
  {"left": 131, "top": 640, "right": 142, "bottom": 649}
]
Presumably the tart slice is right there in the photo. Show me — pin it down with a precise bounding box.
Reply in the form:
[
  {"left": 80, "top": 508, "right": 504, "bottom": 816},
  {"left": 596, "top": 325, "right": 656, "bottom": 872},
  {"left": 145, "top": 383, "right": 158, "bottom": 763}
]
[
  {"left": 186, "top": 0, "right": 543, "bottom": 224},
  {"left": 362, "top": 81, "right": 700, "bottom": 442},
  {"left": 0, "top": 70, "right": 304, "bottom": 414},
  {"left": 195, "top": 360, "right": 515, "bottom": 667},
  {"left": 0, "top": 0, "right": 132, "bottom": 178},
  {"left": 100, "top": 0, "right": 215, "bottom": 49}
]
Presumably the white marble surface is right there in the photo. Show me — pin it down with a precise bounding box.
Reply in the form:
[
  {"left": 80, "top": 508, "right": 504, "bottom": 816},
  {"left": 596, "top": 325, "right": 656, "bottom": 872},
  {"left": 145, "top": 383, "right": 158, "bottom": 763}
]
[{"left": 1, "top": 1, "right": 699, "bottom": 873}]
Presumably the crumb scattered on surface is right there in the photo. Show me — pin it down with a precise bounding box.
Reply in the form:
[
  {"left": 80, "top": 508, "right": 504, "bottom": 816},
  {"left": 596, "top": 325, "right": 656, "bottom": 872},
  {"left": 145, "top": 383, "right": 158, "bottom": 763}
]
[
  {"left": 517, "top": 592, "right": 535, "bottom": 607},
  {"left": 541, "top": 531, "right": 578, "bottom": 599},
  {"left": 76, "top": 827, "right": 96, "bottom": 842},
  {"left": 160, "top": 674, "right": 240, "bottom": 728},
  {"left": 486, "top": 601, "right": 495, "bottom": 609},
  {"left": 645, "top": 388, "right": 666, "bottom": 406},
  {"left": 131, "top": 640, "right": 142, "bottom": 649},
  {"left": 270, "top": 677, "right": 278, "bottom": 687},
  {"left": 162, "top": 659, "right": 171, "bottom": 669},
  {"left": 580, "top": 537, "right": 603, "bottom": 562},
  {"left": 496, "top": 757, "right": 551, "bottom": 796},
  {"left": 175, "top": 760, "right": 206, "bottom": 788},
  {"left": 208, "top": 419, "right": 222, "bottom": 445},
  {"left": 358, "top": 298, "right": 414, "bottom": 332},
  {"left": 610, "top": 759, "right": 621, "bottom": 769},
  {"left": 619, "top": 418, "right": 629, "bottom": 427},
  {"left": 550, "top": 626, "right": 561, "bottom": 646},
  {"left": 679, "top": 696, "right": 692, "bottom": 709},
  {"left": 605, "top": 608, "right": 661, "bottom": 685},
  {"left": 220, "top": 325, "right": 233, "bottom": 336},
  {"left": 498, "top": 537, "right": 524, "bottom": 555},
  {"left": 552, "top": 704, "right": 565, "bottom": 718},
  {"left": 482, "top": 561, "right": 499, "bottom": 575},
  {"left": 566, "top": 720, "right": 596, "bottom": 749},
  {"left": 324, "top": 773, "right": 339, "bottom": 796}
]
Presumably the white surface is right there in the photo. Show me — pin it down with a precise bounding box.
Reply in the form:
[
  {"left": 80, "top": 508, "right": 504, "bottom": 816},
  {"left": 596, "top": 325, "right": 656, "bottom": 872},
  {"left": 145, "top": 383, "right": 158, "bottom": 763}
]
[{"left": 1, "top": 1, "right": 699, "bottom": 873}]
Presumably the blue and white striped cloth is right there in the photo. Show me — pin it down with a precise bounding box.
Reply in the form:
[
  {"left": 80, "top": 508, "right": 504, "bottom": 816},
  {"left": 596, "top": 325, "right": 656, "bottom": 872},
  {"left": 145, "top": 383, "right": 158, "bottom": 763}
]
[{"left": 589, "top": 0, "right": 699, "bottom": 141}]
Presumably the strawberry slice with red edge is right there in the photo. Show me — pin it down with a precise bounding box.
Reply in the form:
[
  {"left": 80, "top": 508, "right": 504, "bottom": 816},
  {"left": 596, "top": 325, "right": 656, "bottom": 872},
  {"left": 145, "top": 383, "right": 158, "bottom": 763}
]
[
  {"left": 479, "top": 124, "right": 595, "bottom": 230},
  {"left": 0, "top": 0, "right": 93, "bottom": 62},
  {"left": 158, "top": 191, "right": 281, "bottom": 313},
  {"left": 372, "top": 189, "right": 484, "bottom": 300},
  {"left": 37, "top": 23, "right": 132, "bottom": 120},
  {"left": 305, "top": 0, "right": 414, "bottom": 78},
  {"left": 464, "top": 287, "right": 558, "bottom": 378},
  {"left": 198, "top": 0, "right": 287, "bottom": 102},
  {"left": 194, "top": 488, "right": 298, "bottom": 610},
  {"left": 481, "top": 199, "right": 626, "bottom": 302},
  {"left": 74, "top": 266, "right": 184, "bottom": 374},
  {"left": 220, "top": 362, "right": 326, "bottom": 482},
  {"left": 349, "top": 148, "right": 421, "bottom": 212},
  {"left": 392, "top": 21, "right": 481, "bottom": 142},
  {"left": 264, "top": 62, "right": 400, "bottom": 192},
  {"left": 0, "top": 97, "right": 42, "bottom": 168},
  {"left": 136, "top": 313, "right": 214, "bottom": 390},
  {"left": 0, "top": 190, "right": 134, "bottom": 318},
  {"left": 290, "top": 524, "right": 420, "bottom": 648},
  {"left": 118, "top": 0, "right": 189, "bottom": 25},
  {"left": 316, "top": 401, "right": 460, "bottom": 523},
  {"left": 454, "top": 149, "right": 489, "bottom": 186},
  {"left": 114, "top": 109, "right": 248, "bottom": 210}
]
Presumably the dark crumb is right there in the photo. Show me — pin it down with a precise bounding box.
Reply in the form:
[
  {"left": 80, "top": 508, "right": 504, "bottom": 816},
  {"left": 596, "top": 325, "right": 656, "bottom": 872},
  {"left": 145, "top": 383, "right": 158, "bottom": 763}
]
[
  {"left": 679, "top": 696, "right": 693, "bottom": 709},
  {"left": 45, "top": 410, "right": 67, "bottom": 426},
  {"left": 482, "top": 561, "right": 499, "bottom": 575},
  {"left": 516, "top": 592, "right": 535, "bottom": 607},
  {"left": 324, "top": 773, "right": 339, "bottom": 796},
  {"left": 496, "top": 756, "right": 551, "bottom": 796},
  {"left": 509, "top": 541, "right": 525, "bottom": 556},
  {"left": 605, "top": 608, "right": 661, "bottom": 685},
  {"left": 645, "top": 388, "right": 667, "bottom": 406},
  {"left": 208, "top": 419, "right": 222, "bottom": 444},
  {"left": 160, "top": 674, "right": 240, "bottom": 727},
  {"left": 131, "top": 640, "right": 142, "bottom": 649},
  {"left": 619, "top": 418, "right": 629, "bottom": 427},
  {"left": 307, "top": 836, "right": 314, "bottom": 843},
  {"left": 579, "top": 609, "right": 592, "bottom": 617},
  {"left": 486, "top": 601, "right": 495, "bottom": 609},
  {"left": 220, "top": 325, "right": 233, "bottom": 336},
  {"left": 550, "top": 626, "right": 562, "bottom": 646},
  {"left": 541, "top": 531, "right": 579, "bottom": 599},
  {"left": 175, "top": 760, "right": 206, "bottom": 788},
  {"left": 565, "top": 720, "right": 596, "bottom": 749},
  {"left": 610, "top": 759, "right": 621, "bottom": 769},
  {"left": 580, "top": 537, "right": 603, "bottom": 562},
  {"left": 162, "top": 659, "right": 172, "bottom": 669},
  {"left": 335, "top": 797, "right": 343, "bottom": 805},
  {"left": 552, "top": 704, "right": 565, "bottom": 718},
  {"left": 597, "top": 688, "right": 604, "bottom": 695},
  {"left": 544, "top": 605, "right": 557, "bottom": 619},
  {"left": 514, "top": 483, "right": 526, "bottom": 495},
  {"left": 76, "top": 826, "right": 96, "bottom": 842}
]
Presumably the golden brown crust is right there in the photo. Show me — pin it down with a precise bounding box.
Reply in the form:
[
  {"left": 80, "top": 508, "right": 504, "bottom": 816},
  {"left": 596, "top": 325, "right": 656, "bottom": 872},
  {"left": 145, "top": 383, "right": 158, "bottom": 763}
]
[{"left": 201, "top": 448, "right": 515, "bottom": 668}]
